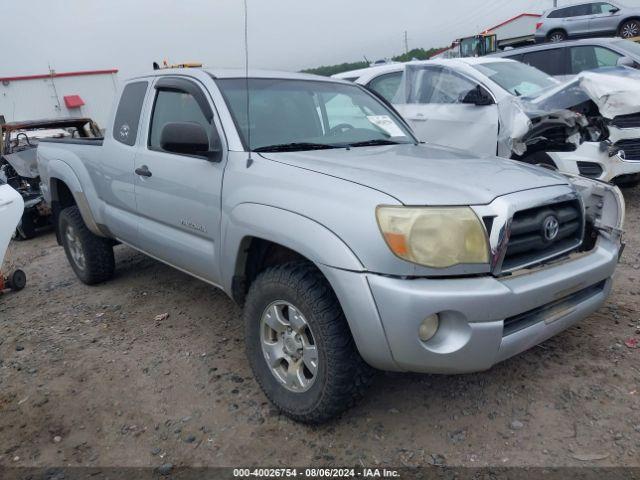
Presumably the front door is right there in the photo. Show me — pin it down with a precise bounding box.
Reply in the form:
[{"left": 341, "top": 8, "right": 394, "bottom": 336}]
[
  {"left": 588, "top": 2, "right": 622, "bottom": 34},
  {"left": 134, "top": 77, "right": 226, "bottom": 284},
  {"left": 393, "top": 66, "right": 499, "bottom": 157}
]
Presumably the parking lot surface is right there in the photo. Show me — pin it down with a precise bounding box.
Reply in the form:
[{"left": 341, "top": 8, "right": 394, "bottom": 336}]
[{"left": 0, "top": 188, "right": 639, "bottom": 469}]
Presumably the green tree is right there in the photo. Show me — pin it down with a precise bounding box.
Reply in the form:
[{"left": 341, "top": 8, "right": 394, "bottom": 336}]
[{"left": 301, "top": 47, "right": 445, "bottom": 77}]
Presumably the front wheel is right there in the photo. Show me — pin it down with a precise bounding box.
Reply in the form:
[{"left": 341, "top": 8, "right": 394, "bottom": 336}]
[
  {"left": 59, "top": 206, "right": 115, "bottom": 285},
  {"left": 244, "top": 262, "right": 373, "bottom": 423},
  {"left": 620, "top": 19, "right": 640, "bottom": 39}
]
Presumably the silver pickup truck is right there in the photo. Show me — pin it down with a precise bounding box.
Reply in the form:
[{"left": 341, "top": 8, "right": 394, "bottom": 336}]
[{"left": 37, "top": 68, "right": 625, "bottom": 423}]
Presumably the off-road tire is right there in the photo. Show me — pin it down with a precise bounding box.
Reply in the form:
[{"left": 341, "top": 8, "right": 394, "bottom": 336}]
[
  {"left": 244, "top": 262, "right": 374, "bottom": 423},
  {"left": 59, "top": 206, "right": 115, "bottom": 285}
]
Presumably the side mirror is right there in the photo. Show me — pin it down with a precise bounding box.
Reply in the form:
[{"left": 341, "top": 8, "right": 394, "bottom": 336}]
[
  {"left": 160, "top": 122, "right": 222, "bottom": 162},
  {"left": 459, "top": 85, "right": 494, "bottom": 106},
  {"left": 609, "top": 7, "right": 620, "bottom": 13},
  {"left": 617, "top": 56, "right": 637, "bottom": 68}
]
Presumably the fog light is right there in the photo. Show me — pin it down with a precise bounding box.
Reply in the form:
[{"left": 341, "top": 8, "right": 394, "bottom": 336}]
[{"left": 418, "top": 314, "right": 440, "bottom": 342}]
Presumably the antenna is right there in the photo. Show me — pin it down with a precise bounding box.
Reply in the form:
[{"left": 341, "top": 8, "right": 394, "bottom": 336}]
[{"left": 244, "top": 0, "right": 253, "bottom": 167}]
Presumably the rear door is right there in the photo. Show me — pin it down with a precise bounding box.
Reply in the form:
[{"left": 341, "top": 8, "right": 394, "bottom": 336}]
[
  {"left": 563, "top": 4, "right": 594, "bottom": 36},
  {"left": 521, "top": 47, "right": 571, "bottom": 80},
  {"left": 98, "top": 80, "right": 149, "bottom": 245},
  {"left": 588, "top": 2, "right": 622, "bottom": 34},
  {"left": 393, "top": 66, "right": 499, "bottom": 156},
  {"left": 133, "top": 76, "right": 226, "bottom": 283}
]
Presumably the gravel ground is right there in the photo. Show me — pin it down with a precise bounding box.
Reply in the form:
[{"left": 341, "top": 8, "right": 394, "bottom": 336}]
[{"left": 0, "top": 187, "right": 638, "bottom": 470}]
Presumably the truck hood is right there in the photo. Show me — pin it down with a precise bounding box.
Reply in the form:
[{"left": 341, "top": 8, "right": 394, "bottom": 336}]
[{"left": 259, "top": 143, "right": 568, "bottom": 205}]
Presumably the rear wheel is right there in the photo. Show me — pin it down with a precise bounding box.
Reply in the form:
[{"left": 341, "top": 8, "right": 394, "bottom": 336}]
[
  {"left": 59, "top": 206, "right": 115, "bottom": 285},
  {"left": 547, "top": 30, "right": 567, "bottom": 42},
  {"left": 244, "top": 262, "right": 373, "bottom": 423},
  {"left": 620, "top": 19, "right": 640, "bottom": 39},
  {"left": 15, "top": 213, "right": 39, "bottom": 240}
]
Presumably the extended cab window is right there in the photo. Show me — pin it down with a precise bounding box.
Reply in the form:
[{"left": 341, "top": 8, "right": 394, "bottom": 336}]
[
  {"left": 368, "top": 72, "right": 403, "bottom": 102},
  {"left": 113, "top": 81, "right": 148, "bottom": 146},
  {"left": 570, "top": 46, "right": 622, "bottom": 73},
  {"left": 149, "top": 89, "right": 213, "bottom": 152},
  {"left": 522, "top": 48, "right": 567, "bottom": 76},
  {"left": 408, "top": 68, "right": 479, "bottom": 104}
]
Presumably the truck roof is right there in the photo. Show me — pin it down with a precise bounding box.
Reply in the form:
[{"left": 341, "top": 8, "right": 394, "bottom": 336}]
[{"left": 130, "top": 68, "right": 337, "bottom": 83}]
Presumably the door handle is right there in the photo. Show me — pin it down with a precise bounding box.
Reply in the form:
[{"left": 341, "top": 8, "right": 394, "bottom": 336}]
[{"left": 135, "top": 165, "right": 152, "bottom": 177}]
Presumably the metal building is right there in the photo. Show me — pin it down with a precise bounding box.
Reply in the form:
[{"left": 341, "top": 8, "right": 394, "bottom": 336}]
[{"left": 0, "top": 69, "right": 118, "bottom": 128}]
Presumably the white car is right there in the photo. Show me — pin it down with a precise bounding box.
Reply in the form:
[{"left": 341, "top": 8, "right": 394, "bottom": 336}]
[
  {"left": 334, "top": 57, "right": 640, "bottom": 185},
  {"left": 0, "top": 179, "right": 26, "bottom": 291}
]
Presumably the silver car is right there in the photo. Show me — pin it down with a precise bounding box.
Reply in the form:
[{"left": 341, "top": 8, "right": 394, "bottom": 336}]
[{"left": 536, "top": 1, "right": 640, "bottom": 43}]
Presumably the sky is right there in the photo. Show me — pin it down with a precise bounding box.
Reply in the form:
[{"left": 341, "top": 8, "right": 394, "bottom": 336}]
[{"left": 3, "top": 0, "right": 640, "bottom": 79}]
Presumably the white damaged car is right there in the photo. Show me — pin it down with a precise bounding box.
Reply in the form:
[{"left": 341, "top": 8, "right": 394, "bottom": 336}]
[
  {"left": 0, "top": 178, "right": 26, "bottom": 291},
  {"left": 334, "top": 58, "right": 640, "bottom": 185}
]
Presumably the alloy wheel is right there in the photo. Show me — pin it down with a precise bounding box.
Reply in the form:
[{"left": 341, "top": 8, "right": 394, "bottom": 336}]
[
  {"left": 65, "top": 225, "right": 86, "bottom": 271},
  {"left": 622, "top": 22, "right": 639, "bottom": 39},
  {"left": 260, "top": 301, "right": 319, "bottom": 392}
]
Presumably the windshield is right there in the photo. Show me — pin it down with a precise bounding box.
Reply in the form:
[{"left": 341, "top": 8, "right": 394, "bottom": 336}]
[
  {"left": 216, "top": 78, "right": 414, "bottom": 151},
  {"left": 615, "top": 39, "right": 640, "bottom": 58},
  {"left": 473, "top": 61, "right": 559, "bottom": 97}
]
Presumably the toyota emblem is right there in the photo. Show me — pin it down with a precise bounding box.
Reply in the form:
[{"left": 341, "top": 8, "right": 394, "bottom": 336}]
[{"left": 542, "top": 215, "right": 560, "bottom": 242}]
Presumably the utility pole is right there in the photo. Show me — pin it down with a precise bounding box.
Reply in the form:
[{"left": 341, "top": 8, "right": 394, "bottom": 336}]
[
  {"left": 404, "top": 30, "right": 409, "bottom": 54},
  {"left": 553, "top": 0, "right": 558, "bottom": 7}
]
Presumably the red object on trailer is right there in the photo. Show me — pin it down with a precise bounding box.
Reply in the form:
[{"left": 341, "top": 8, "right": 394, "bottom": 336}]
[{"left": 63, "top": 95, "right": 85, "bottom": 108}]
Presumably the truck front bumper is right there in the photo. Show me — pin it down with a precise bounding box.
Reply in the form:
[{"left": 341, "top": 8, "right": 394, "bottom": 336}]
[{"left": 322, "top": 238, "right": 619, "bottom": 374}]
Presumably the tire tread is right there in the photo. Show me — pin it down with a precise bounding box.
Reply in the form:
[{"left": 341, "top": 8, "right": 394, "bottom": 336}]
[
  {"left": 244, "top": 262, "right": 374, "bottom": 423},
  {"left": 59, "top": 206, "right": 115, "bottom": 285}
]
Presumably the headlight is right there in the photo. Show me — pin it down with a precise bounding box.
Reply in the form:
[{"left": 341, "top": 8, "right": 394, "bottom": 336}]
[{"left": 376, "top": 206, "right": 489, "bottom": 268}]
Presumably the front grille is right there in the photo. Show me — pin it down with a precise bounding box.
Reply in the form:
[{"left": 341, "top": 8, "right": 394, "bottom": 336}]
[
  {"left": 611, "top": 113, "right": 640, "bottom": 129},
  {"left": 501, "top": 200, "right": 583, "bottom": 272},
  {"left": 613, "top": 139, "right": 640, "bottom": 161},
  {"left": 576, "top": 161, "right": 603, "bottom": 178},
  {"left": 503, "top": 280, "right": 606, "bottom": 337}
]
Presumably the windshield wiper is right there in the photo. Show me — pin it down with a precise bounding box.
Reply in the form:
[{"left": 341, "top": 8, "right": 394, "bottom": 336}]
[
  {"left": 348, "top": 139, "right": 411, "bottom": 147},
  {"left": 253, "top": 142, "right": 348, "bottom": 152}
]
